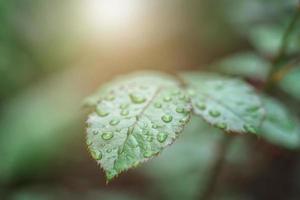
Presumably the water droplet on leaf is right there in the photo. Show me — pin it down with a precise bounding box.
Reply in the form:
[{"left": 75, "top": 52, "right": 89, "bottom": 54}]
[
  {"left": 163, "top": 96, "right": 172, "bottom": 102},
  {"left": 105, "top": 94, "right": 115, "bottom": 101},
  {"left": 143, "top": 150, "right": 152, "bottom": 158},
  {"left": 209, "top": 110, "right": 221, "bottom": 118},
  {"left": 243, "top": 124, "right": 257, "bottom": 134},
  {"left": 157, "top": 132, "right": 168, "bottom": 143},
  {"left": 130, "top": 94, "right": 146, "bottom": 104},
  {"left": 196, "top": 102, "right": 206, "bottom": 110},
  {"left": 121, "top": 110, "right": 129, "bottom": 116},
  {"left": 96, "top": 107, "right": 109, "bottom": 117},
  {"left": 91, "top": 150, "right": 102, "bottom": 160},
  {"left": 110, "top": 119, "right": 120, "bottom": 126},
  {"left": 176, "top": 107, "right": 185, "bottom": 113},
  {"left": 162, "top": 115, "right": 173, "bottom": 123},
  {"left": 216, "top": 122, "right": 227, "bottom": 130},
  {"left": 102, "top": 132, "right": 114, "bottom": 140},
  {"left": 154, "top": 102, "right": 162, "bottom": 108},
  {"left": 120, "top": 103, "right": 129, "bottom": 109}
]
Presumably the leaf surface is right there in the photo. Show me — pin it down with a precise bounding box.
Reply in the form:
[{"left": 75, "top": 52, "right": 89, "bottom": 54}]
[
  {"left": 260, "top": 96, "right": 300, "bottom": 149},
  {"left": 180, "top": 72, "right": 265, "bottom": 134},
  {"left": 86, "top": 72, "right": 191, "bottom": 181},
  {"left": 213, "top": 52, "right": 271, "bottom": 81}
]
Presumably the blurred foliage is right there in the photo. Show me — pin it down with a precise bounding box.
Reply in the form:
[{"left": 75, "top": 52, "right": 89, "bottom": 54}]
[
  {"left": 279, "top": 66, "right": 300, "bottom": 101},
  {"left": 213, "top": 52, "right": 271, "bottom": 81}
]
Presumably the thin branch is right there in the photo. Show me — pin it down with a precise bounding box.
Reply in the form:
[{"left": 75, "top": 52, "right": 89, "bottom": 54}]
[
  {"left": 265, "top": 3, "right": 300, "bottom": 90},
  {"left": 274, "top": 3, "right": 300, "bottom": 64},
  {"left": 199, "top": 134, "right": 232, "bottom": 200}
]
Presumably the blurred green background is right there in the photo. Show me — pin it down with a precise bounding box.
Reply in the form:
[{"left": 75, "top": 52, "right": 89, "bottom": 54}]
[{"left": 1, "top": 0, "right": 300, "bottom": 199}]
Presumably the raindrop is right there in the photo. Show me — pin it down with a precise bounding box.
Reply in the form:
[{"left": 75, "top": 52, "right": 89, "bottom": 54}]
[
  {"left": 91, "top": 150, "right": 102, "bottom": 160},
  {"left": 187, "top": 89, "right": 195, "bottom": 97},
  {"left": 105, "top": 94, "right": 115, "bottom": 101},
  {"left": 180, "top": 116, "right": 190, "bottom": 123},
  {"left": 130, "top": 94, "right": 146, "bottom": 104},
  {"left": 196, "top": 102, "right": 206, "bottom": 110},
  {"left": 110, "top": 119, "right": 120, "bottom": 126},
  {"left": 246, "top": 106, "right": 260, "bottom": 112},
  {"left": 86, "top": 139, "right": 93, "bottom": 146},
  {"left": 161, "top": 115, "right": 173, "bottom": 123},
  {"left": 96, "top": 107, "right": 109, "bottom": 117},
  {"left": 143, "top": 150, "right": 152, "bottom": 158},
  {"left": 154, "top": 102, "right": 162, "bottom": 108},
  {"left": 102, "top": 132, "right": 114, "bottom": 140},
  {"left": 106, "top": 149, "right": 112, "bottom": 153},
  {"left": 92, "top": 130, "right": 99, "bottom": 135},
  {"left": 146, "top": 135, "right": 153, "bottom": 142},
  {"left": 176, "top": 107, "right": 185, "bottom": 113},
  {"left": 120, "top": 103, "right": 129, "bottom": 109},
  {"left": 152, "top": 124, "right": 158, "bottom": 129},
  {"left": 121, "top": 110, "right": 129, "bottom": 116},
  {"left": 157, "top": 132, "right": 168, "bottom": 143},
  {"left": 216, "top": 122, "right": 227, "bottom": 130},
  {"left": 163, "top": 96, "right": 172, "bottom": 102},
  {"left": 243, "top": 124, "right": 257, "bottom": 134},
  {"left": 209, "top": 110, "right": 221, "bottom": 118}
]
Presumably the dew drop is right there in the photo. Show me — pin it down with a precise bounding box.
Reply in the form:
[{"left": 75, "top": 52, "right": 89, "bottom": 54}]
[
  {"left": 102, "top": 132, "right": 114, "bottom": 140},
  {"left": 120, "top": 110, "right": 129, "bottom": 116},
  {"left": 106, "top": 149, "right": 112, "bottom": 153},
  {"left": 176, "top": 107, "right": 185, "bottom": 113},
  {"left": 105, "top": 94, "right": 115, "bottom": 101},
  {"left": 216, "top": 122, "right": 227, "bottom": 130},
  {"left": 120, "top": 103, "right": 129, "bottom": 109},
  {"left": 143, "top": 150, "right": 152, "bottom": 158},
  {"left": 161, "top": 115, "right": 173, "bottom": 123},
  {"left": 180, "top": 116, "right": 190, "bottom": 123},
  {"left": 196, "top": 102, "right": 206, "bottom": 111},
  {"left": 86, "top": 139, "right": 93, "bottom": 146},
  {"left": 157, "top": 132, "right": 168, "bottom": 143},
  {"left": 187, "top": 89, "right": 195, "bottom": 97},
  {"left": 96, "top": 107, "right": 109, "bottom": 117},
  {"left": 110, "top": 119, "right": 120, "bottom": 126},
  {"left": 163, "top": 96, "right": 172, "bottom": 102},
  {"left": 146, "top": 135, "right": 154, "bottom": 142},
  {"left": 92, "top": 130, "right": 99, "bottom": 135},
  {"left": 246, "top": 106, "right": 260, "bottom": 112},
  {"left": 106, "top": 171, "right": 117, "bottom": 181},
  {"left": 130, "top": 94, "right": 146, "bottom": 104},
  {"left": 209, "top": 110, "right": 221, "bottom": 118},
  {"left": 91, "top": 150, "right": 102, "bottom": 160},
  {"left": 152, "top": 124, "right": 158, "bottom": 129},
  {"left": 243, "top": 124, "right": 257, "bottom": 134},
  {"left": 154, "top": 102, "right": 162, "bottom": 108}
]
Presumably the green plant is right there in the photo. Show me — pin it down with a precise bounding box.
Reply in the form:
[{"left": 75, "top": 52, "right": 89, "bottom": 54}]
[{"left": 84, "top": 2, "right": 300, "bottom": 199}]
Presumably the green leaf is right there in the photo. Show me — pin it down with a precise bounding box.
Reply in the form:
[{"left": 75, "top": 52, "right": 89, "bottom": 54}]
[
  {"left": 249, "top": 24, "right": 300, "bottom": 56},
  {"left": 213, "top": 52, "right": 271, "bottom": 81},
  {"left": 83, "top": 71, "right": 178, "bottom": 107},
  {"left": 180, "top": 72, "right": 265, "bottom": 134},
  {"left": 260, "top": 96, "right": 300, "bottom": 149},
  {"left": 142, "top": 116, "right": 223, "bottom": 200},
  {"left": 279, "top": 66, "right": 300, "bottom": 101},
  {"left": 86, "top": 72, "right": 191, "bottom": 181}
]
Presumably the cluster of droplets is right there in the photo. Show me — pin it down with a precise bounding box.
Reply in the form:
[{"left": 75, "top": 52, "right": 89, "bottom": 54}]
[{"left": 193, "top": 94, "right": 260, "bottom": 133}]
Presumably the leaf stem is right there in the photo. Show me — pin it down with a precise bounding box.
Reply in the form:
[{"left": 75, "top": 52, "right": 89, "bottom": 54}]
[
  {"left": 199, "top": 134, "right": 231, "bottom": 200},
  {"left": 265, "top": 3, "right": 300, "bottom": 90},
  {"left": 275, "top": 3, "right": 300, "bottom": 64}
]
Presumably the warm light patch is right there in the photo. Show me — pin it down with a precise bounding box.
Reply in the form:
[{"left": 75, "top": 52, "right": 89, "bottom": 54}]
[{"left": 84, "top": 0, "right": 141, "bottom": 32}]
